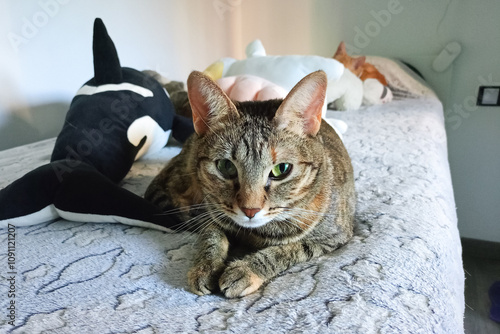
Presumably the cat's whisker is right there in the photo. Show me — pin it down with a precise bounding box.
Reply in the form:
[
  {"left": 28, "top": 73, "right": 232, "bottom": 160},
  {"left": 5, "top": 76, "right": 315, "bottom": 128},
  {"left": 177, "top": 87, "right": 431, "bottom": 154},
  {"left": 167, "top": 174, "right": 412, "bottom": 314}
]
[
  {"left": 170, "top": 200, "right": 227, "bottom": 237},
  {"left": 173, "top": 211, "right": 221, "bottom": 242},
  {"left": 188, "top": 212, "right": 228, "bottom": 244},
  {"left": 181, "top": 209, "right": 220, "bottom": 229},
  {"left": 234, "top": 222, "right": 244, "bottom": 238},
  {"left": 166, "top": 204, "right": 217, "bottom": 227},
  {"left": 157, "top": 203, "right": 218, "bottom": 216},
  {"left": 207, "top": 212, "right": 228, "bottom": 231},
  {"left": 283, "top": 217, "right": 308, "bottom": 232},
  {"left": 289, "top": 210, "right": 323, "bottom": 223},
  {"left": 282, "top": 209, "right": 326, "bottom": 230}
]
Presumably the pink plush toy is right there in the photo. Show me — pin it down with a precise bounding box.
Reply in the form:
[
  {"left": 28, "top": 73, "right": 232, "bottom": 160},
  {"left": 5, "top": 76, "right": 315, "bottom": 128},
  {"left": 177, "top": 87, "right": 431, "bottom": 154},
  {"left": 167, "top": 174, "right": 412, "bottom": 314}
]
[{"left": 217, "top": 74, "right": 287, "bottom": 101}]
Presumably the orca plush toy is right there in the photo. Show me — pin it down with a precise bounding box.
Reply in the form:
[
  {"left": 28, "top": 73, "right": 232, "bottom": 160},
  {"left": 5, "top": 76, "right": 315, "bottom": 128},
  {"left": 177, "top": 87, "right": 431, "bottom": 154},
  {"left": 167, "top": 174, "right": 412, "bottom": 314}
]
[{"left": 0, "top": 18, "right": 193, "bottom": 230}]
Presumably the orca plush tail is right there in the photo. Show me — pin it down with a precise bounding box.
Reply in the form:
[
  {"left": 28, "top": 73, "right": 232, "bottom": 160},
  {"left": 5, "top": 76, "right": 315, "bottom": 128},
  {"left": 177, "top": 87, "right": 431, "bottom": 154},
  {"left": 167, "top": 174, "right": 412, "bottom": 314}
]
[{"left": 0, "top": 161, "right": 181, "bottom": 231}]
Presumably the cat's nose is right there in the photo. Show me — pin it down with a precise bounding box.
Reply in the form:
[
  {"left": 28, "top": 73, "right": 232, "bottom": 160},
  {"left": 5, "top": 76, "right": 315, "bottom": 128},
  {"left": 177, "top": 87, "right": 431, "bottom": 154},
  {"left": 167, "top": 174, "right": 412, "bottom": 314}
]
[{"left": 241, "top": 208, "right": 261, "bottom": 219}]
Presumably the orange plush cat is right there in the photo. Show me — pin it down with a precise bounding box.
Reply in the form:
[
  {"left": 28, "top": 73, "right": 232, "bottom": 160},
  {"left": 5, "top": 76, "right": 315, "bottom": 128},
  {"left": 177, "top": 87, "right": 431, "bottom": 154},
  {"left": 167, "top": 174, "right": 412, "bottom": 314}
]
[
  {"left": 333, "top": 41, "right": 392, "bottom": 105},
  {"left": 333, "top": 41, "right": 388, "bottom": 86}
]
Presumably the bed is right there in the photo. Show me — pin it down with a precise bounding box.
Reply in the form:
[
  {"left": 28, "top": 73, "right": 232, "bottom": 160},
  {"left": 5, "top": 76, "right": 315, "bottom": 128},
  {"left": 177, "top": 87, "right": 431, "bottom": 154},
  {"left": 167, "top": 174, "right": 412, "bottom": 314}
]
[{"left": 0, "top": 58, "right": 464, "bottom": 333}]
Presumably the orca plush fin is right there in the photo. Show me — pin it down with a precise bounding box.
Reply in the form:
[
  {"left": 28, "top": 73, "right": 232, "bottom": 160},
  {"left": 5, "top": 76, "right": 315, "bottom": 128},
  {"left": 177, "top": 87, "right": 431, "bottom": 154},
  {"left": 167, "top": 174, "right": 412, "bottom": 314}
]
[{"left": 93, "top": 18, "right": 122, "bottom": 84}]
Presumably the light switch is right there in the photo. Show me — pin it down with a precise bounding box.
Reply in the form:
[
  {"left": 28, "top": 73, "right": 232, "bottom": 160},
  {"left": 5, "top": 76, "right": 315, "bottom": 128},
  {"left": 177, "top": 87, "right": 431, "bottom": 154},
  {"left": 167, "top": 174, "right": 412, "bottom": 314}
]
[{"left": 477, "top": 86, "right": 500, "bottom": 106}]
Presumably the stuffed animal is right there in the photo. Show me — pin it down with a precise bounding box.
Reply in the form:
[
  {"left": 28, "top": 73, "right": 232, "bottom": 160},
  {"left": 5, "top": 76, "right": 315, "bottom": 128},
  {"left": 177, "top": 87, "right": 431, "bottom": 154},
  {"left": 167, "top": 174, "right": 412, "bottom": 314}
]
[
  {"left": 326, "top": 68, "right": 364, "bottom": 111},
  {"left": 142, "top": 70, "right": 193, "bottom": 119},
  {"left": 362, "top": 78, "right": 393, "bottom": 106},
  {"left": 217, "top": 74, "right": 288, "bottom": 101},
  {"left": 206, "top": 39, "right": 363, "bottom": 112},
  {"left": 203, "top": 41, "right": 351, "bottom": 139},
  {"left": 143, "top": 69, "right": 350, "bottom": 141},
  {"left": 333, "top": 41, "right": 393, "bottom": 106},
  {"left": 0, "top": 18, "right": 194, "bottom": 230}
]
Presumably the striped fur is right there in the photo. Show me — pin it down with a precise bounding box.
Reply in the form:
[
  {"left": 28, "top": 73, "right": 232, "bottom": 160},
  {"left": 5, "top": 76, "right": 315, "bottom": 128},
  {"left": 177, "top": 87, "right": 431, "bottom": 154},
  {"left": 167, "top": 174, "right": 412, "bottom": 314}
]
[{"left": 145, "top": 71, "right": 355, "bottom": 298}]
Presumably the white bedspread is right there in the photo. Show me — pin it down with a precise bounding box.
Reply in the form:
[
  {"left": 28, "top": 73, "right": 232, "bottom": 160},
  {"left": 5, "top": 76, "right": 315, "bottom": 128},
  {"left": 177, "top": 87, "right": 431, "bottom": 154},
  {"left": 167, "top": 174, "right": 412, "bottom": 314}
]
[{"left": 0, "top": 96, "right": 464, "bottom": 333}]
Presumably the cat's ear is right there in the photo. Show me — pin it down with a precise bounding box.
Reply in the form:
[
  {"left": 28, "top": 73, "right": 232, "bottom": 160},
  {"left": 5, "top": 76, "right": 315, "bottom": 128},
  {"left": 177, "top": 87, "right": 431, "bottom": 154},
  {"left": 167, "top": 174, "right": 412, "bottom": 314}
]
[
  {"left": 333, "top": 41, "right": 346, "bottom": 58},
  {"left": 353, "top": 56, "right": 366, "bottom": 70},
  {"left": 274, "top": 70, "right": 327, "bottom": 136},
  {"left": 187, "top": 71, "right": 238, "bottom": 135}
]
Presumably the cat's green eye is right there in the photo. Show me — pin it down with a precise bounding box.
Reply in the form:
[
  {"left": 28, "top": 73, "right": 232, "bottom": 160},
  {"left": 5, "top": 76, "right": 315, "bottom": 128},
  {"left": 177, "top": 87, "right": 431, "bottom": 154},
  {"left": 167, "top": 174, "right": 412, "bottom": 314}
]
[
  {"left": 216, "top": 159, "right": 238, "bottom": 179},
  {"left": 269, "top": 163, "right": 292, "bottom": 180}
]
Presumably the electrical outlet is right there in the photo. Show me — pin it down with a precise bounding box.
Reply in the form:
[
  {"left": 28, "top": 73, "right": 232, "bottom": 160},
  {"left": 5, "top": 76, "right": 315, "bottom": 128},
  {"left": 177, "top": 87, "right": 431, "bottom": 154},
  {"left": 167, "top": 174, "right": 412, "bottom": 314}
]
[{"left": 477, "top": 86, "right": 500, "bottom": 106}]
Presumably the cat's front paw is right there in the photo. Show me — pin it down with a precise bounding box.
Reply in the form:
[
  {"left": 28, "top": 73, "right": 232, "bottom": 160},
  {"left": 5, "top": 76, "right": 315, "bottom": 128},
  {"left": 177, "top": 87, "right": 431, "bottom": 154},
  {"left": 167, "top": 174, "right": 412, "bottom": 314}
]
[
  {"left": 188, "top": 262, "right": 224, "bottom": 296},
  {"left": 219, "top": 260, "right": 264, "bottom": 298}
]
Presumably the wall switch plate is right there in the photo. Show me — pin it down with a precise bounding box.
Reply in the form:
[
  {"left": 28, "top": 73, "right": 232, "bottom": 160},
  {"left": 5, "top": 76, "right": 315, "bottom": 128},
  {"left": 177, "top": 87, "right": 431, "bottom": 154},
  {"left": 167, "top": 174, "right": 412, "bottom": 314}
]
[{"left": 477, "top": 86, "right": 500, "bottom": 106}]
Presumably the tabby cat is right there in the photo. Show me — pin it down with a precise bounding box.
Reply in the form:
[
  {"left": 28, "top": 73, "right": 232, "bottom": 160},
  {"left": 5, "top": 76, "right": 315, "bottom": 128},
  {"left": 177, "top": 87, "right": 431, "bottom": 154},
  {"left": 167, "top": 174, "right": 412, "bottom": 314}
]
[{"left": 145, "top": 70, "right": 356, "bottom": 298}]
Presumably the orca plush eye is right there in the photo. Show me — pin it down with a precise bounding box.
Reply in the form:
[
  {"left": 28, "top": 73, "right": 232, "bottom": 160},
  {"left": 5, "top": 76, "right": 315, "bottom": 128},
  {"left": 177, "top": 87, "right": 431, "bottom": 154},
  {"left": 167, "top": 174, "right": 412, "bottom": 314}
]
[
  {"left": 269, "top": 163, "right": 292, "bottom": 180},
  {"left": 216, "top": 159, "right": 238, "bottom": 179}
]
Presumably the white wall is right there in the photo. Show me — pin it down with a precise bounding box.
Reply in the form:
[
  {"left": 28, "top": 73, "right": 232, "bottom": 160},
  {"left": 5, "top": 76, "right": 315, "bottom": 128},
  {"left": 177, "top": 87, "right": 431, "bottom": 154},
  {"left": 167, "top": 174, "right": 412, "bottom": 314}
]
[
  {"left": 0, "top": 0, "right": 238, "bottom": 149},
  {"left": 439, "top": 2, "right": 500, "bottom": 244},
  {"left": 1, "top": 0, "right": 499, "bottom": 243}
]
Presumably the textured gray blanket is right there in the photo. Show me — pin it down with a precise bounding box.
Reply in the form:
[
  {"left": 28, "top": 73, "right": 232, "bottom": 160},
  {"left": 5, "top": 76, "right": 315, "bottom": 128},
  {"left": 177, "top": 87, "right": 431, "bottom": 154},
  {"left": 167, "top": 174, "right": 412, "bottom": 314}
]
[{"left": 0, "top": 96, "right": 464, "bottom": 333}]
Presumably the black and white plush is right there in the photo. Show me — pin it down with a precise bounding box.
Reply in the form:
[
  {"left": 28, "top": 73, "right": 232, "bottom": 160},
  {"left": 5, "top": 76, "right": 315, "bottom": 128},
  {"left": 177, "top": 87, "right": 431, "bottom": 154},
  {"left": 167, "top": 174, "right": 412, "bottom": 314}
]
[{"left": 0, "top": 18, "right": 193, "bottom": 230}]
